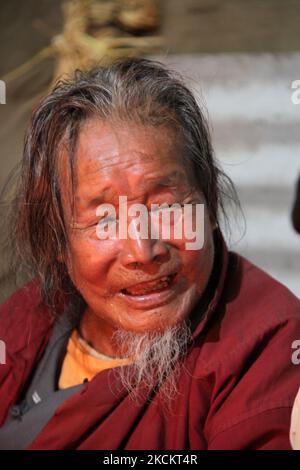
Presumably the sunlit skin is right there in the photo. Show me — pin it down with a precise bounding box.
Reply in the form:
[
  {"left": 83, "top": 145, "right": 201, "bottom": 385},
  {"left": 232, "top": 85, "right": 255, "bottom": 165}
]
[{"left": 60, "top": 120, "right": 215, "bottom": 357}]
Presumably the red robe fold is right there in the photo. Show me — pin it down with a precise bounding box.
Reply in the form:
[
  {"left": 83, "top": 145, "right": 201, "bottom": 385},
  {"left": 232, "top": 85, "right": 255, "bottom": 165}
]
[{"left": 0, "top": 243, "right": 299, "bottom": 450}]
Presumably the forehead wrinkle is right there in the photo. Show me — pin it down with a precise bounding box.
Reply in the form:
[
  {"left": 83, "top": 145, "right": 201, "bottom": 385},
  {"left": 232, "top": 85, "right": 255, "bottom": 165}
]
[
  {"left": 75, "top": 123, "right": 183, "bottom": 173},
  {"left": 75, "top": 168, "right": 189, "bottom": 212},
  {"left": 71, "top": 121, "right": 192, "bottom": 210},
  {"left": 79, "top": 150, "right": 175, "bottom": 177},
  {"left": 75, "top": 152, "right": 184, "bottom": 198}
]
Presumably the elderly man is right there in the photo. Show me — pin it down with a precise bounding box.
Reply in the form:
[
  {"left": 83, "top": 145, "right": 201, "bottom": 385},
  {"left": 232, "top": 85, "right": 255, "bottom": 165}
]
[{"left": 0, "top": 58, "right": 299, "bottom": 450}]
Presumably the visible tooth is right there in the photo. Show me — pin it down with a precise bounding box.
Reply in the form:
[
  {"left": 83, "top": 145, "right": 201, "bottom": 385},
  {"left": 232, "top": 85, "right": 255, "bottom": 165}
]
[
  {"left": 127, "top": 280, "right": 169, "bottom": 295},
  {"left": 124, "top": 274, "right": 175, "bottom": 296}
]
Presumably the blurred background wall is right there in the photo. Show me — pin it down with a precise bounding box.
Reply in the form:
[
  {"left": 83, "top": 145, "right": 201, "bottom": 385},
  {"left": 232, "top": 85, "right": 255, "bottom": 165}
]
[{"left": 0, "top": 0, "right": 299, "bottom": 301}]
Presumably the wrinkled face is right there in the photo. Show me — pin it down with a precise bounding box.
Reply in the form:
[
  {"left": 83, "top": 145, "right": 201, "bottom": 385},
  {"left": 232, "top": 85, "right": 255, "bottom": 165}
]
[{"left": 61, "top": 120, "right": 215, "bottom": 338}]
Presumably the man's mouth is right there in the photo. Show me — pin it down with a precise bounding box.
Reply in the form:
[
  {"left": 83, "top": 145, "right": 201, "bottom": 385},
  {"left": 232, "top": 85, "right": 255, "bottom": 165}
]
[{"left": 121, "top": 273, "right": 177, "bottom": 296}]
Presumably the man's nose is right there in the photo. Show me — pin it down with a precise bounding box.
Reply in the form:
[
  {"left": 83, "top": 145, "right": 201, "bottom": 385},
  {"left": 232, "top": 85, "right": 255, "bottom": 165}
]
[{"left": 120, "top": 236, "right": 170, "bottom": 269}]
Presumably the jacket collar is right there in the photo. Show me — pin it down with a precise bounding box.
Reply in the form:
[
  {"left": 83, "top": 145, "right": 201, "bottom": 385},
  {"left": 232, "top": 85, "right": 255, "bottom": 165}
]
[{"left": 190, "top": 228, "right": 229, "bottom": 340}]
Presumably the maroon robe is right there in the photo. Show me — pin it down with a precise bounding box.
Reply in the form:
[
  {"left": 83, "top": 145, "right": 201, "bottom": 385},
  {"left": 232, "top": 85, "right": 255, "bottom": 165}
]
[{"left": 0, "top": 241, "right": 300, "bottom": 450}]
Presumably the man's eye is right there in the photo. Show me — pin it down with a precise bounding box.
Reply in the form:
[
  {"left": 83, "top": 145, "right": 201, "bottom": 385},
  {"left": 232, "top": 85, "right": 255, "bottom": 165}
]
[
  {"left": 97, "top": 215, "right": 117, "bottom": 225},
  {"left": 151, "top": 203, "right": 183, "bottom": 212}
]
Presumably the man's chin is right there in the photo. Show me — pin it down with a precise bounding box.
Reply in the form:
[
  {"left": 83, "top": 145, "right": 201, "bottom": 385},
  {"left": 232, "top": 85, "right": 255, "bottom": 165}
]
[{"left": 115, "top": 286, "right": 196, "bottom": 330}]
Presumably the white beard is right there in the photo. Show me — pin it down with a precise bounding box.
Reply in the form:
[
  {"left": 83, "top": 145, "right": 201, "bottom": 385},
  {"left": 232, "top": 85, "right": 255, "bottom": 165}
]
[{"left": 110, "top": 321, "right": 192, "bottom": 405}]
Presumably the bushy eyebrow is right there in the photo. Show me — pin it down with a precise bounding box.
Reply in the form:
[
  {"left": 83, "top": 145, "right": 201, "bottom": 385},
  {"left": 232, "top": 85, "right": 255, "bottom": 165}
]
[{"left": 145, "top": 170, "right": 188, "bottom": 189}]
